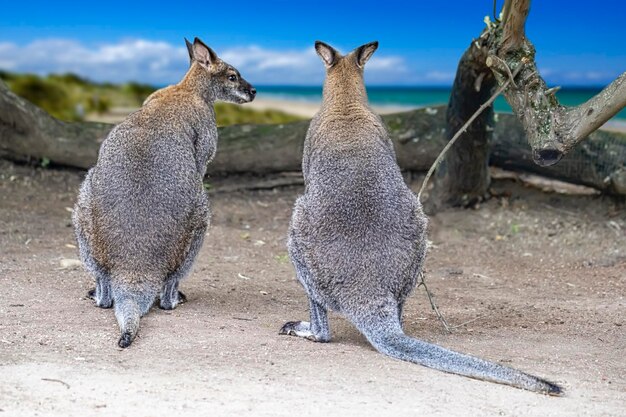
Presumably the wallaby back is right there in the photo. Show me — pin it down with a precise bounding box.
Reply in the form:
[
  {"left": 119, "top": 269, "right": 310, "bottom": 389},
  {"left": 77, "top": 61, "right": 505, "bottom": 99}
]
[{"left": 280, "top": 41, "right": 562, "bottom": 395}]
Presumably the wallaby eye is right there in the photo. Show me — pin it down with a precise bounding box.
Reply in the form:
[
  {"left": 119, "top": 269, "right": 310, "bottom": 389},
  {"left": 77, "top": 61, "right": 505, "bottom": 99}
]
[{"left": 228, "top": 74, "right": 237, "bottom": 82}]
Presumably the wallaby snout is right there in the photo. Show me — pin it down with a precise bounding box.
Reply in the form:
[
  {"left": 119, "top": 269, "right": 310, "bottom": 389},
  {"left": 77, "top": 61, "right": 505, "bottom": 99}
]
[
  {"left": 233, "top": 78, "right": 256, "bottom": 104},
  {"left": 242, "top": 82, "right": 257, "bottom": 102}
]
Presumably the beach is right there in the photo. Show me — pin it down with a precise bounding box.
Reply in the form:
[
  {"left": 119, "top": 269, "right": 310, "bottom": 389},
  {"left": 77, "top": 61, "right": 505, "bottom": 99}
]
[{"left": 246, "top": 96, "right": 413, "bottom": 118}]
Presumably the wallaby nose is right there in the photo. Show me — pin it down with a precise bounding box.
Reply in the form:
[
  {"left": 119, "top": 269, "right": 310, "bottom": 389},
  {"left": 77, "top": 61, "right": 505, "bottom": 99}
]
[{"left": 247, "top": 87, "right": 257, "bottom": 96}]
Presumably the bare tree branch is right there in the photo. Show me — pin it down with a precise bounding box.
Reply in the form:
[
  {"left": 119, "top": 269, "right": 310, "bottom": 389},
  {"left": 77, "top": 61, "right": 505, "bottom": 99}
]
[
  {"left": 500, "top": 0, "right": 530, "bottom": 53},
  {"left": 562, "top": 72, "right": 626, "bottom": 144},
  {"left": 486, "top": 0, "right": 626, "bottom": 166}
]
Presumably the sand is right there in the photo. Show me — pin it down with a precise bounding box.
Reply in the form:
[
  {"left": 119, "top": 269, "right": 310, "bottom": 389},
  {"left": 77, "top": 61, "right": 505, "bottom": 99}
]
[
  {"left": 1, "top": 160, "right": 625, "bottom": 417},
  {"left": 245, "top": 97, "right": 413, "bottom": 118}
]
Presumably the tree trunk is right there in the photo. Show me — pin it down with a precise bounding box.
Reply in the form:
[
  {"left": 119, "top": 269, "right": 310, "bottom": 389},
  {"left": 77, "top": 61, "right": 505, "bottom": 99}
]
[
  {"left": 1, "top": 79, "right": 625, "bottom": 195},
  {"left": 429, "top": 34, "right": 496, "bottom": 209}
]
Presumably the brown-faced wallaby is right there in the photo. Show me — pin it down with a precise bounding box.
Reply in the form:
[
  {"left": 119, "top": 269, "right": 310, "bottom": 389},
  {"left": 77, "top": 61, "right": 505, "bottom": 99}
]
[
  {"left": 73, "top": 37, "right": 256, "bottom": 348},
  {"left": 279, "top": 40, "right": 562, "bottom": 395}
]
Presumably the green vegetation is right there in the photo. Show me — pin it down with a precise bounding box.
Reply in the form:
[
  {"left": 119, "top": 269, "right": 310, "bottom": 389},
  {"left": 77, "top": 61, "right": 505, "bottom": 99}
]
[
  {"left": 0, "top": 71, "right": 302, "bottom": 126},
  {"left": 213, "top": 102, "right": 302, "bottom": 126}
]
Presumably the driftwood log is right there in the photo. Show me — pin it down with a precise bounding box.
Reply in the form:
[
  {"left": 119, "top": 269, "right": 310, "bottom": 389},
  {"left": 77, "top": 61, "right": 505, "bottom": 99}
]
[{"left": 1, "top": 79, "right": 625, "bottom": 195}]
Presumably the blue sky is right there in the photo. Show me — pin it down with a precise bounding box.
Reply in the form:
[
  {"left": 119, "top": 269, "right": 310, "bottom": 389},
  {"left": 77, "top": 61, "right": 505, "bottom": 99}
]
[{"left": 0, "top": 0, "right": 624, "bottom": 86}]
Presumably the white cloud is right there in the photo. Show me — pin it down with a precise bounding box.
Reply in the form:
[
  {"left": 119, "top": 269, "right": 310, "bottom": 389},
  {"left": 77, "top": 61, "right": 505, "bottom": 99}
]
[
  {"left": 1, "top": 39, "right": 620, "bottom": 87},
  {"left": 0, "top": 38, "right": 410, "bottom": 85},
  {"left": 0, "top": 39, "right": 189, "bottom": 85}
]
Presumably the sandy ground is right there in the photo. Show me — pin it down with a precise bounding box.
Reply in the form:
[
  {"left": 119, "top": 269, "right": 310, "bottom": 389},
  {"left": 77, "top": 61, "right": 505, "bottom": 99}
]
[{"left": 0, "top": 160, "right": 625, "bottom": 417}]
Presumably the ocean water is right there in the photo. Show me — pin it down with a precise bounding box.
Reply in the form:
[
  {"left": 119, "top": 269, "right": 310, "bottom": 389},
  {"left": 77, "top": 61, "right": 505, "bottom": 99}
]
[{"left": 257, "top": 86, "right": 626, "bottom": 120}]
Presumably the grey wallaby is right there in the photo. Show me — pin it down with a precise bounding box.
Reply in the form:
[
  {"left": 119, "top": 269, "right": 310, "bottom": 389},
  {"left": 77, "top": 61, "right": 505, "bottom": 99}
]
[
  {"left": 279, "top": 40, "right": 562, "bottom": 395},
  {"left": 73, "top": 37, "right": 256, "bottom": 348}
]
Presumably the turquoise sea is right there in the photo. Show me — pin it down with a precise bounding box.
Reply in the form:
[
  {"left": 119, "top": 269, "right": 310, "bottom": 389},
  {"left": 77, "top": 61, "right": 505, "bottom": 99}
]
[{"left": 257, "top": 86, "right": 626, "bottom": 120}]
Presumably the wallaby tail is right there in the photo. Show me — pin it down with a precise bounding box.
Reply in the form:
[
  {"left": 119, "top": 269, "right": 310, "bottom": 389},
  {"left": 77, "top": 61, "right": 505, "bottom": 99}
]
[
  {"left": 113, "top": 288, "right": 142, "bottom": 348},
  {"left": 353, "top": 312, "right": 562, "bottom": 395}
]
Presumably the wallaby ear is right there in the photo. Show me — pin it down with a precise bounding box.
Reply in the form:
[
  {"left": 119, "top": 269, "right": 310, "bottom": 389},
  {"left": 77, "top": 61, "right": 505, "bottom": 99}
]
[
  {"left": 185, "top": 38, "right": 194, "bottom": 64},
  {"left": 354, "top": 41, "right": 379, "bottom": 68},
  {"left": 315, "top": 41, "right": 339, "bottom": 68},
  {"left": 192, "top": 37, "right": 219, "bottom": 67}
]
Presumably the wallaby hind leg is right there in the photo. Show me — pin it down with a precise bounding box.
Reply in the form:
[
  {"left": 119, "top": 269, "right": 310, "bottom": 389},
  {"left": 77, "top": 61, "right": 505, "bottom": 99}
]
[
  {"left": 160, "top": 213, "right": 207, "bottom": 310},
  {"left": 279, "top": 243, "right": 331, "bottom": 342},
  {"left": 280, "top": 297, "right": 330, "bottom": 342}
]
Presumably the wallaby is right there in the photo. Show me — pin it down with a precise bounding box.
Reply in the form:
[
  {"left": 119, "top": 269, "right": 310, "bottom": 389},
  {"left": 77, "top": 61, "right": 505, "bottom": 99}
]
[
  {"left": 73, "top": 37, "right": 256, "bottom": 348},
  {"left": 279, "top": 40, "right": 562, "bottom": 395}
]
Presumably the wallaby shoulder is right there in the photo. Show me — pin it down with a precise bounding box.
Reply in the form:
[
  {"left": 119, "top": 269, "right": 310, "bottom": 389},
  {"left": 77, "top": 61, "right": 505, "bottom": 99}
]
[
  {"left": 140, "top": 83, "right": 215, "bottom": 125},
  {"left": 302, "top": 106, "right": 396, "bottom": 182}
]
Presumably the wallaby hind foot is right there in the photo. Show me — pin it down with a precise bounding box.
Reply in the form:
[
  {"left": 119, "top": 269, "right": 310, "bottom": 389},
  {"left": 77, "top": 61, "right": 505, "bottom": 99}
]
[
  {"left": 280, "top": 297, "right": 331, "bottom": 342},
  {"left": 279, "top": 321, "right": 323, "bottom": 342}
]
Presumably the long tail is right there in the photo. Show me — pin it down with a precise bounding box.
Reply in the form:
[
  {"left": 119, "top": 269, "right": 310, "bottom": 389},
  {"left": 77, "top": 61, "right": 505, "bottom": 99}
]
[
  {"left": 353, "top": 312, "right": 562, "bottom": 395},
  {"left": 113, "top": 288, "right": 142, "bottom": 348}
]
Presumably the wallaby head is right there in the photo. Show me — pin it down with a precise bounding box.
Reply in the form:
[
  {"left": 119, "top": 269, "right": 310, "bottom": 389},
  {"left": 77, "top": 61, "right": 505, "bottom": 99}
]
[
  {"left": 315, "top": 40, "right": 378, "bottom": 101},
  {"left": 183, "top": 37, "right": 256, "bottom": 104}
]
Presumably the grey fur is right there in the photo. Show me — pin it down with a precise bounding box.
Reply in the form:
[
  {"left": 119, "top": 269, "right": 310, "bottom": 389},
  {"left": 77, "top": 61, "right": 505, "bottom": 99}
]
[
  {"left": 73, "top": 37, "right": 255, "bottom": 348},
  {"left": 279, "top": 41, "right": 562, "bottom": 395}
]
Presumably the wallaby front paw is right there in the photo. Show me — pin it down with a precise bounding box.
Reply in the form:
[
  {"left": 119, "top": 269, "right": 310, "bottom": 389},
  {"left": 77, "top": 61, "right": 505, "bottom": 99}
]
[{"left": 87, "top": 289, "right": 96, "bottom": 299}]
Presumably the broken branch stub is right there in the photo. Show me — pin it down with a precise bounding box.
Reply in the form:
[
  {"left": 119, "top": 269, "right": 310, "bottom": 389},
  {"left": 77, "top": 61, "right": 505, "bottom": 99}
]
[{"left": 486, "top": 0, "right": 626, "bottom": 166}]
